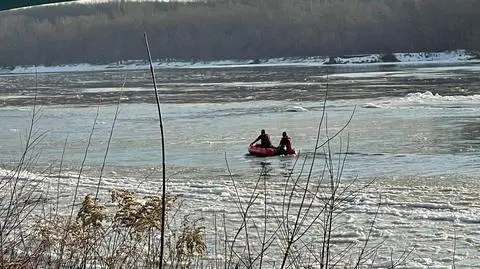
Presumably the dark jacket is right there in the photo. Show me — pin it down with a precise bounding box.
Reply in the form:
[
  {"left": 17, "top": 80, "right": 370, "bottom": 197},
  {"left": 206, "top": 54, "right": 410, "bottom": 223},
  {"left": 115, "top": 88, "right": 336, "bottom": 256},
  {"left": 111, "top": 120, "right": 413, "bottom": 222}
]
[
  {"left": 279, "top": 136, "right": 292, "bottom": 151},
  {"left": 252, "top": 133, "right": 273, "bottom": 148}
]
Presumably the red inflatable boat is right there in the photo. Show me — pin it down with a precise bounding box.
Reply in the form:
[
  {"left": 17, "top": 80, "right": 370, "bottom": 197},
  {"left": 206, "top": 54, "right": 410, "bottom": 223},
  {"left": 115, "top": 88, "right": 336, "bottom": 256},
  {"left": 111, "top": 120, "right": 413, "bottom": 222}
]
[{"left": 248, "top": 144, "right": 298, "bottom": 157}]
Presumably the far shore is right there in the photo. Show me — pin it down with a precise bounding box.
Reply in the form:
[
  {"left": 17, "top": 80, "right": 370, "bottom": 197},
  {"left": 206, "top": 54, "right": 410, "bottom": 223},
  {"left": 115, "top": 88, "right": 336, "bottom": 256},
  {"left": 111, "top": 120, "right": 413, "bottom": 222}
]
[{"left": 1, "top": 49, "right": 479, "bottom": 75}]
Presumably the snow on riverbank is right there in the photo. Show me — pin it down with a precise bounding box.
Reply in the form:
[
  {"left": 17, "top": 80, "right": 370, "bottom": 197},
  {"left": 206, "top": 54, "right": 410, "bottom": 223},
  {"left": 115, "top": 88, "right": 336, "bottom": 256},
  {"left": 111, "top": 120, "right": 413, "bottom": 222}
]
[{"left": 1, "top": 49, "right": 478, "bottom": 75}]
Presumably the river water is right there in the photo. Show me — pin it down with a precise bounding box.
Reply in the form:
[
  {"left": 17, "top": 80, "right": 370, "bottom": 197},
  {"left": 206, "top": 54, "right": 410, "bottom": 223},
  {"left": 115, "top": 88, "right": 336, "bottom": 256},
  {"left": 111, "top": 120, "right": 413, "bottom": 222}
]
[{"left": 1, "top": 62, "right": 480, "bottom": 267}]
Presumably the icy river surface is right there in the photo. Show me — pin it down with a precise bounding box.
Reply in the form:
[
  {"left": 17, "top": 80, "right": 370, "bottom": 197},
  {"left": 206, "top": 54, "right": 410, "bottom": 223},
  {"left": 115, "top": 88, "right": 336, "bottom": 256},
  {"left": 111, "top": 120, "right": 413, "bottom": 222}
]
[{"left": 1, "top": 62, "right": 480, "bottom": 267}]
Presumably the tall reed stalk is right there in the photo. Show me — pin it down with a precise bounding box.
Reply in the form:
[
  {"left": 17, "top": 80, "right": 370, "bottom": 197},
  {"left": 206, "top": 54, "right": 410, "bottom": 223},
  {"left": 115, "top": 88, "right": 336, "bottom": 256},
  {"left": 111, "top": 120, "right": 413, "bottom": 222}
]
[{"left": 144, "top": 32, "right": 167, "bottom": 269}]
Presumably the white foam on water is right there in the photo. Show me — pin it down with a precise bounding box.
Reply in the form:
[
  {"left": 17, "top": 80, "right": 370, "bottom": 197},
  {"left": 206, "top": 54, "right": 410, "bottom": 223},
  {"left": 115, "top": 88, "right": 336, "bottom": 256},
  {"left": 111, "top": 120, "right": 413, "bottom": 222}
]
[
  {"left": 363, "top": 91, "right": 480, "bottom": 109},
  {"left": 285, "top": 105, "right": 308, "bottom": 112},
  {"left": 80, "top": 87, "right": 150, "bottom": 93}
]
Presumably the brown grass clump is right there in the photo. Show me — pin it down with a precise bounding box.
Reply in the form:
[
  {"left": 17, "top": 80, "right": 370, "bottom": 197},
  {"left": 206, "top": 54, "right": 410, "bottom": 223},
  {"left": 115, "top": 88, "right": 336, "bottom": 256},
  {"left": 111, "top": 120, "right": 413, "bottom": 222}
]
[
  {"left": 21, "top": 189, "right": 205, "bottom": 268},
  {"left": 169, "top": 216, "right": 207, "bottom": 267},
  {"left": 111, "top": 189, "right": 176, "bottom": 233},
  {"left": 77, "top": 195, "right": 106, "bottom": 228}
]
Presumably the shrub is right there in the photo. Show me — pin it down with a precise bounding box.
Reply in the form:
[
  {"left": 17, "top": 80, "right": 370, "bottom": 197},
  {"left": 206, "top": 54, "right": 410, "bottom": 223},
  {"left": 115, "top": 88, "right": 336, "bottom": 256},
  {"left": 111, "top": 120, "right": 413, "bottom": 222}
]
[
  {"left": 380, "top": 52, "right": 399, "bottom": 62},
  {"left": 325, "top": 56, "right": 338, "bottom": 64}
]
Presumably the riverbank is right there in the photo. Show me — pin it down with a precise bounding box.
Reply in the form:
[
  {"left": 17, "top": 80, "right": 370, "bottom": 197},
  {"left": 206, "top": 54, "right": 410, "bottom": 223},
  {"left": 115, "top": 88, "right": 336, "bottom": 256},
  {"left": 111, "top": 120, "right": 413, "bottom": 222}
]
[{"left": 1, "top": 49, "right": 478, "bottom": 75}]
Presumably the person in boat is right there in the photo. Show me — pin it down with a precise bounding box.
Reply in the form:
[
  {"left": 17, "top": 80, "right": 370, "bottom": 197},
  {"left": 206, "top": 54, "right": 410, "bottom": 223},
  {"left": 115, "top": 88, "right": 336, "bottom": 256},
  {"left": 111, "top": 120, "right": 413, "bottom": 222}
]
[
  {"left": 277, "top": 131, "right": 293, "bottom": 155},
  {"left": 250, "top": 129, "right": 274, "bottom": 148}
]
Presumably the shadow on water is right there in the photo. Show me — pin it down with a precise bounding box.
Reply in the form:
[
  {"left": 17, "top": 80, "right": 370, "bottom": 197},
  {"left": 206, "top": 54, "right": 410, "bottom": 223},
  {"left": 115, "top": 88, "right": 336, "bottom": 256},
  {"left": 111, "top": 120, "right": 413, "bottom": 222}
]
[{"left": 244, "top": 152, "right": 300, "bottom": 177}]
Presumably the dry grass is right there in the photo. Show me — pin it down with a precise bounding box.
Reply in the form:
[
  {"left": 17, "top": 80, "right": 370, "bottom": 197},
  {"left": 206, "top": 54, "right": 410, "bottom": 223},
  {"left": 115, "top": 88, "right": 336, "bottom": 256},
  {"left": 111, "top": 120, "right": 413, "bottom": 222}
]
[{"left": 16, "top": 189, "right": 204, "bottom": 268}]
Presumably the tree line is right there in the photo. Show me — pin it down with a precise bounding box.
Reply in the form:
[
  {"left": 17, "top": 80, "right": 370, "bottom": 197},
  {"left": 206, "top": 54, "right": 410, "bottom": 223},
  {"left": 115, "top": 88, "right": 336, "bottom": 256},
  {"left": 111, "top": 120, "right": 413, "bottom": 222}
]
[{"left": 0, "top": 0, "right": 479, "bottom": 67}]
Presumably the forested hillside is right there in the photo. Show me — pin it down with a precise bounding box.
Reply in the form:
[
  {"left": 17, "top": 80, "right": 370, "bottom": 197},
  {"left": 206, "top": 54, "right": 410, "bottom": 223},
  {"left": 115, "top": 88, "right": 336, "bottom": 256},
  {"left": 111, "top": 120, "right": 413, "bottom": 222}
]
[{"left": 0, "top": 0, "right": 479, "bottom": 66}]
